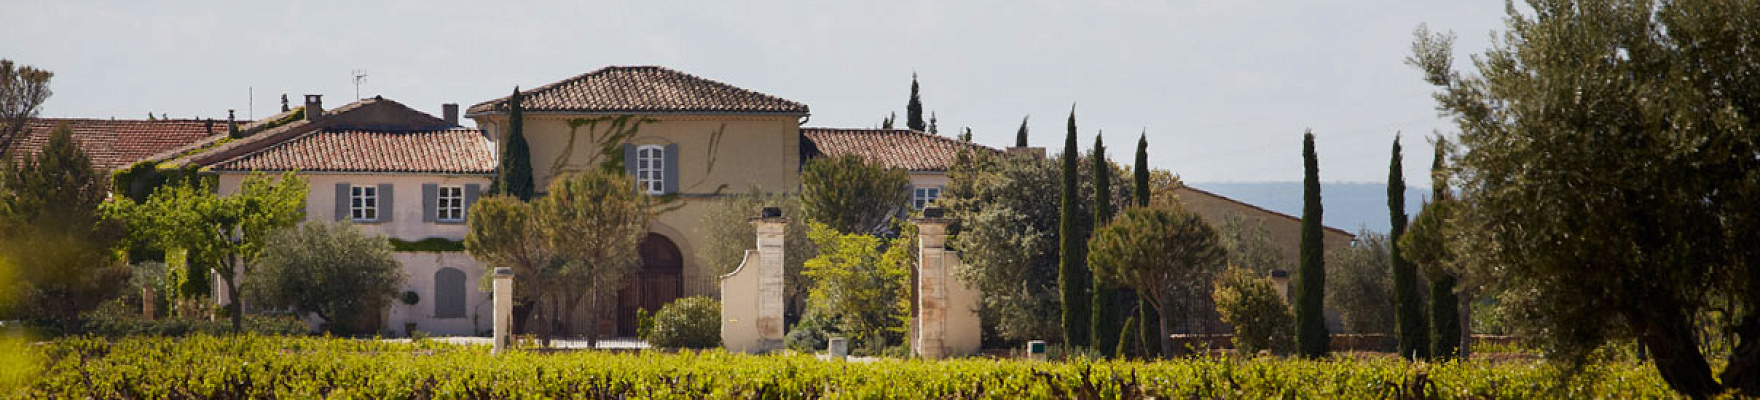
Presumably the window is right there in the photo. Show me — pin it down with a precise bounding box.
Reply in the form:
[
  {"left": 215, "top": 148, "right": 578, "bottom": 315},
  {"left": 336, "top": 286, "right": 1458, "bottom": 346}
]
[
  {"left": 436, "top": 185, "right": 464, "bottom": 222},
  {"left": 635, "top": 145, "right": 665, "bottom": 194},
  {"left": 351, "top": 185, "right": 378, "bottom": 221},
  {"left": 913, "top": 186, "right": 941, "bottom": 209}
]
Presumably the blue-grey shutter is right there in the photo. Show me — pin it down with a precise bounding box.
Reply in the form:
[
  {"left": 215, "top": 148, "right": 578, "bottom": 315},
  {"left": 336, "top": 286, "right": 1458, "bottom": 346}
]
[
  {"left": 335, "top": 183, "right": 350, "bottom": 221},
  {"left": 622, "top": 144, "right": 637, "bottom": 178},
  {"left": 463, "top": 183, "right": 481, "bottom": 223},
  {"left": 377, "top": 183, "right": 394, "bottom": 222},
  {"left": 907, "top": 185, "right": 918, "bottom": 209},
  {"left": 421, "top": 184, "right": 438, "bottom": 223},
  {"left": 663, "top": 143, "right": 679, "bottom": 194},
  {"left": 434, "top": 268, "right": 467, "bottom": 318}
]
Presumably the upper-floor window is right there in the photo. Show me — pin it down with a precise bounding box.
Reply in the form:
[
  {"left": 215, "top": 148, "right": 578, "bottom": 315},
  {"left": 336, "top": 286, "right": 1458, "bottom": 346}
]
[
  {"left": 436, "top": 185, "right": 464, "bottom": 222},
  {"left": 351, "top": 185, "right": 378, "bottom": 221},
  {"left": 913, "top": 186, "right": 942, "bottom": 209},
  {"left": 635, "top": 145, "right": 665, "bottom": 195}
]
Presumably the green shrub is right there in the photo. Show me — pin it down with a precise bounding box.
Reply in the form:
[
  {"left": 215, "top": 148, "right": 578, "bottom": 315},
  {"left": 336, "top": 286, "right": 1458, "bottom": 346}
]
[
  {"left": 1213, "top": 267, "right": 1295, "bottom": 355},
  {"left": 635, "top": 308, "right": 654, "bottom": 341},
  {"left": 647, "top": 296, "right": 720, "bottom": 349}
]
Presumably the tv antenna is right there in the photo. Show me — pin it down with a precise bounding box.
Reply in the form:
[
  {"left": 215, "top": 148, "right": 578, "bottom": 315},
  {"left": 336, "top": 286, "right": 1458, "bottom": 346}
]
[{"left": 352, "top": 69, "right": 368, "bottom": 100}]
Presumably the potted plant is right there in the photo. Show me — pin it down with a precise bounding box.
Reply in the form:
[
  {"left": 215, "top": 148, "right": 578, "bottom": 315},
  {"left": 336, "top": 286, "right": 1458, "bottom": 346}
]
[{"left": 401, "top": 290, "right": 421, "bottom": 337}]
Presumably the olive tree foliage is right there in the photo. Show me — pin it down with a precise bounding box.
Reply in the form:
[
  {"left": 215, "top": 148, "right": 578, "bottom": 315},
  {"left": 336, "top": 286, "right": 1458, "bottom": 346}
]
[
  {"left": 939, "top": 149, "right": 1126, "bottom": 344},
  {"left": 1088, "top": 205, "right": 1226, "bottom": 356},
  {"left": 463, "top": 196, "right": 555, "bottom": 335},
  {"left": 1411, "top": 1, "right": 1760, "bottom": 395},
  {"left": 466, "top": 170, "right": 654, "bottom": 347},
  {"left": 1323, "top": 230, "right": 1400, "bottom": 334},
  {"left": 1215, "top": 213, "right": 1289, "bottom": 275},
  {"left": 105, "top": 172, "right": 308, "bottom": 332},
  {"left": 799, "top": 154, "right": 910, "bottom": 235},
  {"left": 0, "top": 59, "right": 53, "bottom": 157},
  {"left": 0, "top": 124, "right": 128, "bottom": 334},
  {"left": 244, "top": 222, "right": 403, "bottom": 334},
  {"left": 694, "top": 188, "right": 815, "bottom": 322}
]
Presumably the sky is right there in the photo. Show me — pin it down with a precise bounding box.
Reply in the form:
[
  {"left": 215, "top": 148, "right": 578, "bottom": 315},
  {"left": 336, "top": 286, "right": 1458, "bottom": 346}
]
[{"left": 1, "top": 0, "right": 1510, "bottom": 184}]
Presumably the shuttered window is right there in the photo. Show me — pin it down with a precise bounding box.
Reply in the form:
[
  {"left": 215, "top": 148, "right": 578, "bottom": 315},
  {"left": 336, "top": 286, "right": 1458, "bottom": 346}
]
[{"left": 351, "top": 186, "right": 378, "bottom": 221}]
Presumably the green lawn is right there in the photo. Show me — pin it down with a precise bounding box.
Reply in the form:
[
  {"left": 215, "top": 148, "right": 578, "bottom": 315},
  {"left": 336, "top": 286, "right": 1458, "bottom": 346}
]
[{"left": 10, "top": 335, "right": 1675, "bottom": 399}]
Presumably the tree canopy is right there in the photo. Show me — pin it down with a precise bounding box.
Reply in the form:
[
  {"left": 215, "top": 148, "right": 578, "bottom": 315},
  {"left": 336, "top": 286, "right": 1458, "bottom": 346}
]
[
  {"left": 245, "top": 222, "right": 403, "bottom": 334},
  {"left": 1411, "top": 0, "right": 1760, "bottom": 395},
  {"left": 0, "top": 123, "right": 127, "bottom": 333},
  {"left": 1088, "top": 205, "right": 1226, "bottom": 356},
  {"left": 0, "top": 59, "right": 53, "bottom": 157},
  {"left": 799, "top": 154, "right": 909, "bottom": 236}
]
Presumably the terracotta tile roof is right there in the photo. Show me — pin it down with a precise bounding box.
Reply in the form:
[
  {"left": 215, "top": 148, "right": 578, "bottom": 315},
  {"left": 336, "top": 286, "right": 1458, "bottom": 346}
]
[
  {"left": 466, "top": 66, "right": 809, "bottom": 115},
  {"left": 10, "top": 118, "right": 230, "bottom": 170},
  {"left": 212, "top": 128, "right": 495, "bottom": 174},
  {"left": 802, "top": 128, "right": 1000, "bottom": 172}
]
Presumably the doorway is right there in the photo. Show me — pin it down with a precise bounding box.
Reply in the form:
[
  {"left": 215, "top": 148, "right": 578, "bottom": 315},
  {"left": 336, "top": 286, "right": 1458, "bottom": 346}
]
[{"left": 616, "top": 233, "right": 684, "bottom": 337}]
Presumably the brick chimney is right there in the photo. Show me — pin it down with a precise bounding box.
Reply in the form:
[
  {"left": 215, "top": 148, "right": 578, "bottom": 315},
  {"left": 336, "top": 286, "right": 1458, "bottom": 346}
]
[
  {"left": 304, "top": 95, "right": 323, "bottom": 121},
  {"left": 442, "top": 103, "right": 459, "bottom": 126}
]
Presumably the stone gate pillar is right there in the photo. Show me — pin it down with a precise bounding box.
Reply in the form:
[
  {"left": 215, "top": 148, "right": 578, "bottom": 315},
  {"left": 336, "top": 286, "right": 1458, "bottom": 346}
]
[
  {"left": 913, "top": 207, "right": 982, "bottom": 358},
  {"left": 720, "top": 207, "right": 787, "bottom": 353},
  {"left": 492, "top": 267, "right": 513, "bottom": 354}
]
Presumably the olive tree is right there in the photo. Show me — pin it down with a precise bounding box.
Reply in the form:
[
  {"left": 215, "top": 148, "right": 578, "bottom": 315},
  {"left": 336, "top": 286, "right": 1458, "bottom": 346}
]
[
  {"left": 535, "top": 170, "right": 655, "bottom": 347},
  {"left": 245, "top": 222, "right": 402, "bottom": 334},
  {"left": 1412, "top": 1, "right": 1760, "bottom": 395}
]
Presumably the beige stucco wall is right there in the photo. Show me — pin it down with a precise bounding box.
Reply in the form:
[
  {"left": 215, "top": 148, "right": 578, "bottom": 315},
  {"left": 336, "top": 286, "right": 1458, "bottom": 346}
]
[
  {"left": 387, "top": 251, "right": 491, "bottom": 336},
  {"left": 215, "top": 172, "right": 493, "bottom": 241},
  {"left": 1173, "top": 187, "right": 1357, "bottom": 270},
  {"left": 719, "top": 250, "right": 765, "bottom": 352},
  {"left": 472, "top": 113, "right": 804, "bottom": 301}
]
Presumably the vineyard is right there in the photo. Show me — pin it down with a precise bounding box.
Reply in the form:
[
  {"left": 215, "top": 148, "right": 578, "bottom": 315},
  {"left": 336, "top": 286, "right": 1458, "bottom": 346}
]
[{"left": 9, "top": 335, "right": 1674, "bottom": 399}]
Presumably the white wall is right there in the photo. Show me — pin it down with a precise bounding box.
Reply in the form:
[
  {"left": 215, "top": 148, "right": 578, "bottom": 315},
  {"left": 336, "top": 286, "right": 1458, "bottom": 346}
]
[{"left": 215, "top": 172, "right": 492, "bottom": 241}]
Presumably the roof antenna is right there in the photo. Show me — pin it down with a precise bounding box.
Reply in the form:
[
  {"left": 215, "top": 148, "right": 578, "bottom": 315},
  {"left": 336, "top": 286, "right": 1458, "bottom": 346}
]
[{"left": 352, "top": 69, "right": 368, "bottom": 100}]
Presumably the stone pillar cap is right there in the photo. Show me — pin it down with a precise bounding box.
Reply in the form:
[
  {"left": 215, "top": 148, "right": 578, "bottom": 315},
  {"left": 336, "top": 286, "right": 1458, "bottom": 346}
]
[{"left": 493, "top": 267, "right": 514, "bottom": 277}]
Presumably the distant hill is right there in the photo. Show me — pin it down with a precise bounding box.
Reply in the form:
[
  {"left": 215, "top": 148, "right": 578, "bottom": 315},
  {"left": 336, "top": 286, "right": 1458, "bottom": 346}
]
[{"left": 1187, "top": 182, "right": 1430, "bottom": 235}]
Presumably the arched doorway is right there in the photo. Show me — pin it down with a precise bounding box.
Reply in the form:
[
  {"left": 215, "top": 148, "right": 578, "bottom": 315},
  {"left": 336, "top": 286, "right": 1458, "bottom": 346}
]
[{"left": 616, "top": 233, "right": 684, "bottom": 337}]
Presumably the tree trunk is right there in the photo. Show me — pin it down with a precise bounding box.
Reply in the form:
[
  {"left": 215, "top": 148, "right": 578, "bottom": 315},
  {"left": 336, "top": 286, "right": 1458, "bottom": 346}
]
[
  {"left": 1458, "top": 290, "right": 1472, "bottom": 361},
  {"left": 1637, "top": 308, "right": 1721, "bottom": 398},
  {"left": 1157, "top": 292, "right": 1178, "bottom": 357},
  {"left": 225, "top": 276, "right": 242, "bottom": 332},
  {"left": 1720, "top": 313, "right": 1760, "bottom": 395}
]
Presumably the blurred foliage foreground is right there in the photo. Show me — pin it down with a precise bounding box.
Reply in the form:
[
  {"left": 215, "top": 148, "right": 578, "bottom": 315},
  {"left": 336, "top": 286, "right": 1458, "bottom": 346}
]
[{"left": 3, "top": 335, "right": 1675, "bottom": 399}]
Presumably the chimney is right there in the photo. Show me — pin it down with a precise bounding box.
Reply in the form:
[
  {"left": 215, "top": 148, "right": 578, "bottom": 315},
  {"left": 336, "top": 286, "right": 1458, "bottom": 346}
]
[
  {"left": 304, "top": 94, "right": 323, "bottom": 121},
  {"left": 227, "top": 109, "right": 240, "bottom": 138},
  {"left": 1270, "top": 270, "right": 1292, "bottom": 303},
  {"left": 442, "top": 103, "right": 459, "bottom": 126}
]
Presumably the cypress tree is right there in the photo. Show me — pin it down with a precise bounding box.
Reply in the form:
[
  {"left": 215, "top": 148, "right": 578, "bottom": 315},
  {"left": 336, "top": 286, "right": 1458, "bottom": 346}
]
[
  {"left": 1090, "top": 133, "right": 1123, "bottom": 356},
  {"left": 280, "top": 94, "right": 290, "bottom": 113},
  {"left": 1430, "top": 138, "right": 1462, "bottom": 359},
  {"left": 1389, "top": 135, "right": 1430, "bottom": 359},
  {"left": 906, "top": 73, "right": 925, "bottom": 131},
  {"left": 1058, "top": 107, "right": 1090, "bottom": 349},
  {"left": 928, "top": 111, "right": 939, "bottom": 135},
  {"left": 1295, "top": 130, "right": 1330, "bottom": 358},
  {"left": 493, "top": 87, "right": 535, "bottom": 201},
  {"left": 1132, "top": 131, "right": 1160, "bottom": 358},
  {"left": 1016, "top": 116, "right": 1030, "bottom": 147}
]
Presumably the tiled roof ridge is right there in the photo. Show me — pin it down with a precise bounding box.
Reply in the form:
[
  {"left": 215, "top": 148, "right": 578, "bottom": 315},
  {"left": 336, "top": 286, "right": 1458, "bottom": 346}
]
[
  {"left": 802, "top": 127, "right": 1003, "bottom": 153},
  {"left": 466, "top": 65, "right": 809, "bottom": 114},
  {"left": 211, "top": 126, "right": 493, "bottom": 174}
]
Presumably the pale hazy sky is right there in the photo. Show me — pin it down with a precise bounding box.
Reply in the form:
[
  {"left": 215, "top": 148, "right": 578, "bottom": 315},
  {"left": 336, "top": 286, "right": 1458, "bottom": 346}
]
[{"left": 2, "top": 0, "right": 1508, "bottom": 183}]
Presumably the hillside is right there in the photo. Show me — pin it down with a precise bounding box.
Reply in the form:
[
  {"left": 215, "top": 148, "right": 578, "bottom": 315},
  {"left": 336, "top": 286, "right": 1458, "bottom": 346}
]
[{"left": 1186, "top": 182, "right": 1430, "bottom": 235}]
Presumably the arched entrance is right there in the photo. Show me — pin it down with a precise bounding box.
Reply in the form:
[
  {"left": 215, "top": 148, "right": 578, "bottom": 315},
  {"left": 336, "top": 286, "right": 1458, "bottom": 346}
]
[{"left": 616, "top": 233, "right": 684, "bottom": 337}]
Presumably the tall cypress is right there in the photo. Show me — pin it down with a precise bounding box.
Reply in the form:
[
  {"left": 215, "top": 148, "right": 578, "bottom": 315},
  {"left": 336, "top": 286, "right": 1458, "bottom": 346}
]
[
  {"left": 1016, "top": 116, "right": 1030, "bottom": 147},
  {"left": 1295, "top": 130, "right": 1330, "bottom": 358},
  {"left": 1389, "top": 135, "right": 1430, "bottom": 359},
  {"left": 1132, "top": 131, "right": 1160, "bottom": 358},
  {"left": 1058, "top": 107, "right": 1090, "bottom": 349},
  {"left": 493, "top": 87, "right": 535, "bottom": 201},
  {"left": 1089, "top": 133, "right": 1123, "bottom": 356},
  {"left": 906, "top": 73, "right": 925, "bottom": 131},
  {"left": 1430, "top": 138, "right": 1462, "bottom": 359}
]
